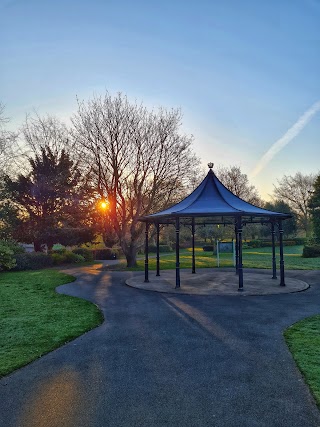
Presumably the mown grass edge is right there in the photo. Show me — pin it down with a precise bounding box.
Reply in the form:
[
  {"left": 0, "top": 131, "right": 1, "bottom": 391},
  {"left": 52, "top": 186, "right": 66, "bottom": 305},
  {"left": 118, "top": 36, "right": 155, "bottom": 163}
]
[
  {"left": 284, "top": 315, "right": 320, "bottom": 407},
  {"left": 0, "top": 269, "right": 104, "bottom": 378}
]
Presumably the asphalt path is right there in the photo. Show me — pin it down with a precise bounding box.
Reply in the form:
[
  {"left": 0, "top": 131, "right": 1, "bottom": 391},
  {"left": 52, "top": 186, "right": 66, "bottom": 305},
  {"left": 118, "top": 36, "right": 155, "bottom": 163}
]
[{"left": 1, "top": 266, "right": 320, "bottom": 427}]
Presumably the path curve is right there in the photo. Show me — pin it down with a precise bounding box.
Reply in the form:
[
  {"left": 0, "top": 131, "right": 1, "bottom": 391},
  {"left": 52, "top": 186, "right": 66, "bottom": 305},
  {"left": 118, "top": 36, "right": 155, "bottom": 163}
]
[{"left": 1, "top": 265, "right": 320, "bottom": 427}]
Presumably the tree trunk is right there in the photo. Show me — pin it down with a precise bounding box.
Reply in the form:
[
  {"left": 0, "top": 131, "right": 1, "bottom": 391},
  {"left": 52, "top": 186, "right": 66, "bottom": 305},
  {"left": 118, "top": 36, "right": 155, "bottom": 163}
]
[
  {"left": 34, "top": 240, "right": 42, "bottom": 252},
  {"left": 47, "top": 241, "right": 54, "bottom": 251},
  {"left": 126, "top": 247, "right": 138, "bottom": 268}
]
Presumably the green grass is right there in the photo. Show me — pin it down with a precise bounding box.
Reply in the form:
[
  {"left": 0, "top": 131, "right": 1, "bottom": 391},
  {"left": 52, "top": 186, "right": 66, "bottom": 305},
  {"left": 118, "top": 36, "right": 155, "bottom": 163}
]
[
  {"left": 0, "top": 269, "right": 103, "bottom": 377},
  {"left": 284, "top": 316, "right": 320, "bottom": 407},
  {"left": 111, "top": 245, "right": 320, "bottom": 271}
]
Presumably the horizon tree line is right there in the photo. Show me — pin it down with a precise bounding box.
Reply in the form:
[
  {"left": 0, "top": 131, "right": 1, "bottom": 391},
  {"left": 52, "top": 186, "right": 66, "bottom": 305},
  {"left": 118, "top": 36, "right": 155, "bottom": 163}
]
[{"left": 0, "top": 93, "right": 319, "bottom": 267}]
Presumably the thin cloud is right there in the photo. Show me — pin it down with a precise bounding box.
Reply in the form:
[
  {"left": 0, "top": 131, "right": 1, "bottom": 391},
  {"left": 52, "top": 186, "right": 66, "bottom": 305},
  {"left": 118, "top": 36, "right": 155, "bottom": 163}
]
[{"left": 251, "top": 100, "right": 320, "bottom": 177}]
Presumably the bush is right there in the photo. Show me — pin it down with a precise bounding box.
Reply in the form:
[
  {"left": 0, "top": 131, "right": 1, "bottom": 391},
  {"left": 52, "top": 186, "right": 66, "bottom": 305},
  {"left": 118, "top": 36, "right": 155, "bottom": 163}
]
[
  {"left": 51, "top": 248, "right": 67, "bottom": 255},
  {"left": 14, "top": 253, "right": 53, "bottom": 271},
  {"left": 261, "top": 241, "right": 273, "bottom": 247},
  {"left": 64, "top": 252, "right": 85, "bottom": 263},
  {"left": 0, "top": 242, "right": 16, "bottom": 271},
  {"left": 50, "top": 251, "right": 85, "bottom": 265},
  {"left": 1, "top": 240, "right": 25, "bottom": 255},
  {"left": 293, "top": 237, "right": 307, "bottom": 246},
  {"left": 283, "top": 240, "right": 297, "bottom": 246},
  {"left": 246, "top": 240, "right": 263, "bottom": 248},
  {"left": 72, "top": 248, "right": 94, "bottom": 261},
  {"left": 50, "top": 253, "right": 65, "bottom": 265},
  {"left": 247, "top": 239, "right": 298, "bottom": 248},
  {"left": 305, "top": 237, "right": 320, "bottom": 246},
  {"left": 203, "top": 245, "right": 214, "bottom": 252},
  {"left": 147, "top": 244, "right": 172, "bottom": 253},
  {"left": 302, "top": 245, "right": 320, "bottom": 258},
  {"left": 92, "top": 248, "right": 117, "bottom": 260}
]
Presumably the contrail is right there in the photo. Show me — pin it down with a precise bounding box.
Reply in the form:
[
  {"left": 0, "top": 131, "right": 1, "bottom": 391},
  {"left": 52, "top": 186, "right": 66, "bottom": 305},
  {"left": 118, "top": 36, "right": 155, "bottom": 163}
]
[{"left": 251, "top": 100, "right": 320, "bottom": 177}]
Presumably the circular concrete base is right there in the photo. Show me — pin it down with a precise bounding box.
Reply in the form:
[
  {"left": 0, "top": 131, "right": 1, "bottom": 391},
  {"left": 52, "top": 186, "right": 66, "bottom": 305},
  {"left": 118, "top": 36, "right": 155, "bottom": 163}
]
[{"left": 125, "top": 269, "right": 309, "bottom": 296}]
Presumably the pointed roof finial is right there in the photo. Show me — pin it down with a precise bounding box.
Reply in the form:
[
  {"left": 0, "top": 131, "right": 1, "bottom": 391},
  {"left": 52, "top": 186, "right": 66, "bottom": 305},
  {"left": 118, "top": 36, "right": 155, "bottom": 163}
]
[{"left": 208, "top": 162, "right": 214, "bottom": 169}]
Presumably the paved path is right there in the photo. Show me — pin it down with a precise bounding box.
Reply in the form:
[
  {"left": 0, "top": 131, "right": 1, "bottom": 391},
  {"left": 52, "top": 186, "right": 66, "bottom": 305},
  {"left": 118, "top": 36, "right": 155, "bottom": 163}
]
[{"left": 1, "top": 266, "right": 320, "bottom": 427}]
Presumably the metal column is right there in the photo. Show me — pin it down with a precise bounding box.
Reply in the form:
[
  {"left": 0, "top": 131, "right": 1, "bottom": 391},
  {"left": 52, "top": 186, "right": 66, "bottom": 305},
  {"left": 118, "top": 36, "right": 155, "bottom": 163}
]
[
  {"left": 192, "top": 218, "right": 196, "bottom": 274},
  {"left": 156, "top": 223, "right": 160, "bottom": 276},
  {"left": 271, "top": 222, "right": 277, "bottom": 279},
  {"left": 235, "top": 224, "right": 239, "bottom": 275},
  {"left": 279, "top": 220, "right": 285, "bottom": 286},
  {"left": 144, "top": 221, "right": 149, "bottom": 283},
  {"left": 237, "top": 217, "right": 244, "bottom": 291},
  {"left": 175, "top": 217, "right": 180, "bottom": 288}
]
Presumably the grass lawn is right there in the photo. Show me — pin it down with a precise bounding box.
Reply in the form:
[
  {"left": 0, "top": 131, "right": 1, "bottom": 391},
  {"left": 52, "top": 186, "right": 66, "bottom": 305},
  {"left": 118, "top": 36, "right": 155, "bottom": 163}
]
[
  {"left": 284, "top": 316, "right": 320, "bottom": 407},
  {"left": 110, "top": 245, "right": 320, "bottom": 271},
  {"left": 0, "top": 269, "right": 103, "bottom": 378}
]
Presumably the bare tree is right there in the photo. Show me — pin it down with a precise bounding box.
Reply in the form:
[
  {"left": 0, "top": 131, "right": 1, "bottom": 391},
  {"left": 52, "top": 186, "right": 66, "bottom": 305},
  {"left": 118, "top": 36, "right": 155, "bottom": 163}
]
[
  {"left": 216, "top": 165, "right": 262, "bottom": 205},
  {"left": 71, "top": 92, "right": 199, "bottom": 267},
  {"left": 21, "top": 113, "right": 73, "bottom": 160},
  {"left": 3, "top": 112, "right": 75, "bottom": 178},
  {"left": 273, "top": 172, "right": 316, "bottom": 236},
  {"left": 0, "top": 103, "right": 17, "bottom": 173}
]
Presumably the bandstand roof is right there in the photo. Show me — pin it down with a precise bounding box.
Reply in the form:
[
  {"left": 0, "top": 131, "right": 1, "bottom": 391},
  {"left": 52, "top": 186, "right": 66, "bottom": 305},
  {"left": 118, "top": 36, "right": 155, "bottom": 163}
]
[{"left": 140, "top": 166, "right": 291, "bottom": 223}]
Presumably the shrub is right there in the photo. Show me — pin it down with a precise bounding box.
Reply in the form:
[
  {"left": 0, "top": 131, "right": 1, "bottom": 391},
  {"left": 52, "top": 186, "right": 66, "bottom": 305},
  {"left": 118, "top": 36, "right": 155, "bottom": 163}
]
[
  {"left": 305, "top": 237, "right": 320, "bottom": 246},
  {"left": 246, "top": 240, "right": 263, "bottom": 248},
  {"left": 283, "top": 240, "right": 296, "bottom": 246},
  {"left": 72, "top": 248, "right": 94, "bottom": 261},
  {"left": 147, "top": 244, "right": 172, "bottom": 253},
  {"left": 92, "top": 248, "right": 117, "bottom": 260},
  {"left": 293, "top": 237, "right": 307, "bottom": 246},
  {"left": 261, "top": 241, "right": 273, "bottom": 247},
  {"left": 0, "top": 242, "right": 16, "bottom": 270},
  {"left": 50, "top": 253, "right": 65, "bottom": 265},
  {"left": 50, "top": 251, "right": 85, "bottom": 265},
  {"left": 161, "top": 244, "right": 172, "bottom": 252},
  {"left": 64, "top": 252, "right": 85, "bottom": 263},
  {"left": 1, "top": 240, "right": 25, "bottom": 255},
  {"left": 203, "top": 245, "right": 214, "bottom": 252},
  {"left": 302, "top": 245, "right": 320, "bottom": 258},
  {"left": 14, "top": 253, "right": 53, "bottom": 271},
  {"left": 247, "top": 240, "right": 297, "bottom": 248},
  {"left": 179, "top": 242, "right": 192, "bottom": 249},
  {"left": 51, "top": 248, "right": 67, "bottom": 255}
]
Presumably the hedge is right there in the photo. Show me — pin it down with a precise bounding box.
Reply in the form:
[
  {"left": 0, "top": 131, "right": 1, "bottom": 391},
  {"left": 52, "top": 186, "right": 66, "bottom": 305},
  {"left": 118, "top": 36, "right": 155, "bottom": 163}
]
[
  {"left": 14, "top": 253, "right": 54, "bottom": 271},
  {"left": 147, "top": 245, "right": 172, "bottom": 253},
  {"left": 51, "top": 252, "right": 85, "bottom": 265},
  {"left": 293, "top": 237, "right": 307, "bottom": 245},
  {"left": 72, "top": 248, "right": 94, "bottom": 261},
  {"left": 91, "top": 248, "right": 118, "bottom": 260},
  {"left": 10, "top": 248, "right": 119, "bottom": 270},
  {"left": 302, "top": 245, "right": 320, "bottom": 258},
  {"left": 13, "top": 250, "right": 86, "bottom": 271},
  {"left": 246, "top": 239, "right": 301, "bottom": 248}
]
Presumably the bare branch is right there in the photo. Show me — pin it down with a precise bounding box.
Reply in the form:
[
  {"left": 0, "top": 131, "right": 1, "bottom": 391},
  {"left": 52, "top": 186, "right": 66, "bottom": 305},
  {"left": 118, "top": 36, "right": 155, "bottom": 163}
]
[
  {"left": 273, "top": 172, "right": 316, "bottom": 234},
  {"left": 71, "top": 91, "right": 199, "bottom": 266}
]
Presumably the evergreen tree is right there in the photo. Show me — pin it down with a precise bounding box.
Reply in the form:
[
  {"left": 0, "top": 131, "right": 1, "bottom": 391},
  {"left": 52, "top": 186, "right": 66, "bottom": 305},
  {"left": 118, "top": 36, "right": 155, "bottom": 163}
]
[
  {"left": 263, "top": 200, "right": 297, "bottom": 239},
  {"left": 308, "top": 175, "right": 320, "bottom": 241},
  {"left": 3, "top": 147, "right": 97, "bottom": 251}
]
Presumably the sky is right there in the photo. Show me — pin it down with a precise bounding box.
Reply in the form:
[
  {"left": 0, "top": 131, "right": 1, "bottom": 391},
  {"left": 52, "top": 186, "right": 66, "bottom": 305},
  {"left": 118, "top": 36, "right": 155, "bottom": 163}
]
[{"left": 1, "top": 0, "right": 320, "bottom": 200}]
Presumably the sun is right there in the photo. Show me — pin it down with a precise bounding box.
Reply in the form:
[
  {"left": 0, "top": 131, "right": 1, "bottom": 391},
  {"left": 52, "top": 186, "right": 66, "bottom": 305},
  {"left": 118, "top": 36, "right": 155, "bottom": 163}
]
[{"left": 99, "top": 200, "right": 109, "bottom": 210}]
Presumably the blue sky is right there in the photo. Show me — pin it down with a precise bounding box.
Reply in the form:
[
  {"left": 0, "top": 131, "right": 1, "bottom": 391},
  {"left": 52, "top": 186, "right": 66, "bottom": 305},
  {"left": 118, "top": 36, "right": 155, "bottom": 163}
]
[{"left": 1, "top": 0, "right": 320, "bottom": 199}]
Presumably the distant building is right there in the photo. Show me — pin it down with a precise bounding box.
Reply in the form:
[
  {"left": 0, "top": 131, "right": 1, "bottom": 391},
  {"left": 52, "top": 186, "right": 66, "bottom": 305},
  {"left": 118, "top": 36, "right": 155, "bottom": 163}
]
[{"left": 19, "top": 243, "right": 34, "bottom": 253}]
